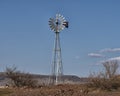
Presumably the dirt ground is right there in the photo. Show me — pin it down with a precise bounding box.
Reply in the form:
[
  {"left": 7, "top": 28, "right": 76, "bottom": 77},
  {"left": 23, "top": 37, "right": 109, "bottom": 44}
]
[{"left": 7, "top": 84, "right": 120, "bottom": 96}]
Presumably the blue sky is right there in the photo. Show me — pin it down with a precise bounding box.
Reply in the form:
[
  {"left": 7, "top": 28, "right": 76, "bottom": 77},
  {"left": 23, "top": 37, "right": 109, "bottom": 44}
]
[{"left": 0, "top": 0, "right": 120, "bottom": 77}]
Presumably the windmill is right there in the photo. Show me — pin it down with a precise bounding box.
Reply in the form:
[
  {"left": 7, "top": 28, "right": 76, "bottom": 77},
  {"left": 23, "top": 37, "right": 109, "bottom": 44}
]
[{"left": 49, "top": 14, "right": 68, "bottom": 85}]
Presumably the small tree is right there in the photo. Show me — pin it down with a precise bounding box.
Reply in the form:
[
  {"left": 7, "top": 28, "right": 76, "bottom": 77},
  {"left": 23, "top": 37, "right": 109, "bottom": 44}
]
[
  {"left": 102, "top": 60, "right": 119, "bottom": 78},
  {"left": 88, "top": 60, "right": 120, "bottom": 90},
  {"left": 5, "top": 66, "right": 37, "bottom": 88}
]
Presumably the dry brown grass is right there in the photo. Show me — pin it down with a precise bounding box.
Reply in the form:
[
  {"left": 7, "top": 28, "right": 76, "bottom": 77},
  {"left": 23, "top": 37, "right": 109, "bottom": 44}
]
[{"left": 6, "top": 84, "right": 120, "bottom": 96}]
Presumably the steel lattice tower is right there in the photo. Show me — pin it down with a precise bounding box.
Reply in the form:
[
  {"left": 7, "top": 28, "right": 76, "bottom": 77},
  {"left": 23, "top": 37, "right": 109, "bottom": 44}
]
[{"left": 49, "top": 14, "right": 68, "bottom": 84}]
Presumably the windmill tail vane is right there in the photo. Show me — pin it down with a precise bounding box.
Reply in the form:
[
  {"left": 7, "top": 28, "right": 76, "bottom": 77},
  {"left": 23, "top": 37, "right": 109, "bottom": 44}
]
[{"left": 63, "top": 21, "right": 69, "bottom": 28}]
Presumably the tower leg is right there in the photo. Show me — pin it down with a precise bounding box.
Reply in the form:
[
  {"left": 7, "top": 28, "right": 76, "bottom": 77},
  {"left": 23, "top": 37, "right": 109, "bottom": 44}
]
[{"left": 50, "top": 32, "right": 63, "bottom": 85}]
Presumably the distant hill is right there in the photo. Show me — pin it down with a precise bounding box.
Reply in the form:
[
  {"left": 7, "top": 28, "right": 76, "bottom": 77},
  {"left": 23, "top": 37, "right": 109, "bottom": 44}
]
[{"left": 0, "top": 72, "right": 89, "bottom": 86}]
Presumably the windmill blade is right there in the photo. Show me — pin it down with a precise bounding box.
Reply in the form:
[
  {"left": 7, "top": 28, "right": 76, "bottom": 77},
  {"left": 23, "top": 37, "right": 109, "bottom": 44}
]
[{"left": 49, "top": 14, "right": 69, "bottom": 32}]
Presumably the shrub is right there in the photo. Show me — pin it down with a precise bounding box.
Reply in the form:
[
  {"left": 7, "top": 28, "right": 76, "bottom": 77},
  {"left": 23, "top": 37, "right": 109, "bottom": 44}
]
[{"left": 5, "top": 66, "right": 37, "bottom": 88}]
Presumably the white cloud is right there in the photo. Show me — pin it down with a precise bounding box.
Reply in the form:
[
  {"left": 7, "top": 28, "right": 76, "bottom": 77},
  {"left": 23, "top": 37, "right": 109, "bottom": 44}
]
[
  {"left": 107, "top": 56, "right": 120, "bottom": 62},
  {"left": 88, "top": 53, "right": 104, "bottom": 58},
  {"left": 101, "top": 56, "right": 120, "bottom": 64},
  {"left": 75, "top": 56, "right": 80, "bottom": 59},
  {"left": 100, "top": 48, "right": 120, "bottom": 53}
]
